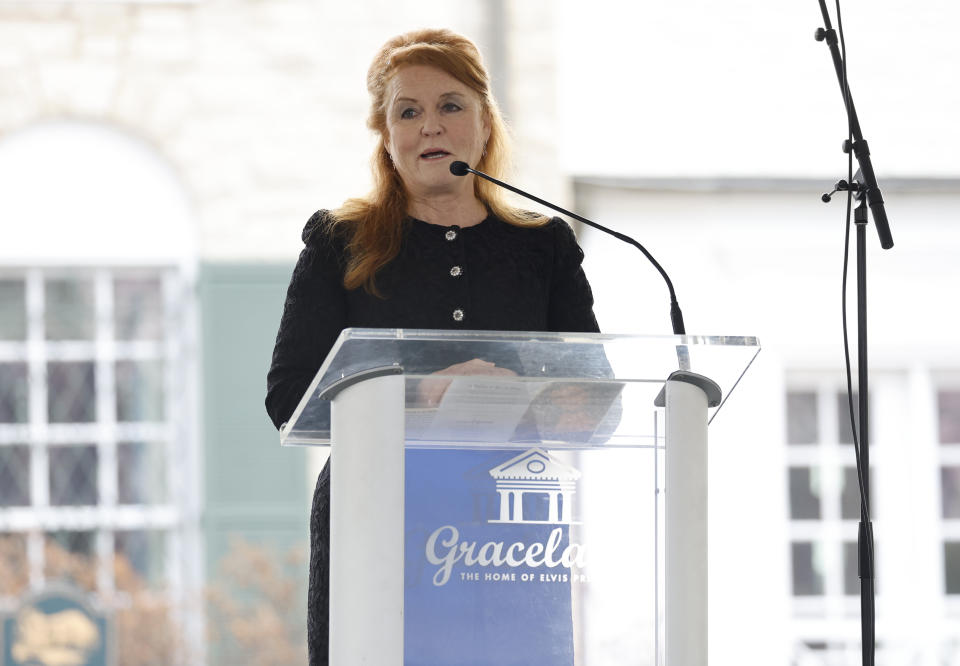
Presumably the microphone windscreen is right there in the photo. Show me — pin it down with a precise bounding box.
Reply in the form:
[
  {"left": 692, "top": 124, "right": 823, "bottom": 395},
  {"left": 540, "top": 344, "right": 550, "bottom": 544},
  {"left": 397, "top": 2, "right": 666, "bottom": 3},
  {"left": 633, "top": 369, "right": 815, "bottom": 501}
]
[{"left": 449, "top": 161, "right": 470, "bottom": 176}]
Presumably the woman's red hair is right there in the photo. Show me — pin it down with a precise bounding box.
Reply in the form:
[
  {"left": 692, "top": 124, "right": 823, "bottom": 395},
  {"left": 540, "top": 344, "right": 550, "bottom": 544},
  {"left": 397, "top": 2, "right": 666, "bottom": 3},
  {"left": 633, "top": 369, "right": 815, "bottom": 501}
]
[{"left": 333, "top": 28, "right": 546, "bottom": 295}]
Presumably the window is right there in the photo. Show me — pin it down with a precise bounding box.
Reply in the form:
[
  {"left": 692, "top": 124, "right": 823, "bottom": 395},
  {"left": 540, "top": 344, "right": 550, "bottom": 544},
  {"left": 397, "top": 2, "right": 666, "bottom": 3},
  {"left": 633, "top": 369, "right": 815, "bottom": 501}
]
[
  {"left": 48, "top": 444, "right": 98, "bottom": 506},
  {"left": 786, "top": 380, "right": 883, "bottom": 662},
  {"left": 0, "top": 362, "right": 28, "bottom": 423},
  {"left": 791, "top": 541, "right": 825, "bottom": 596},
  {"left": 787, "top": 391, "right": 818, "bottom": 445},
  {"left": 939, "top": 391, "right": 960, "bottom": 444},
  {"left": 836, "top": 391, "right": 859, "bottom": 445},
  {"left": 0, "top": 445, "right": 30, "bottom": 506},
  {"left": 942, "top": 467, "right": 960, "bottom": 520},
  {"left": 47, "top": 362, "right": 97, "bottom": 423},
  {"left": 786, "top": 386, "right": 873, "bottom": 601},
  {"left": 940, "top": 389, "right": 960, "bottom": 597},
  {"left": 0, "top": 268, "right": 188, "bottom": 602},
  {"left": 0, "top": 279, "right": 27, "bottom": 339},
  {"left": 789, "top": 467, "right": 821, "bottom": 520},
  {"left": 945, "top": 543, "right": 960, "bottom": 596}
]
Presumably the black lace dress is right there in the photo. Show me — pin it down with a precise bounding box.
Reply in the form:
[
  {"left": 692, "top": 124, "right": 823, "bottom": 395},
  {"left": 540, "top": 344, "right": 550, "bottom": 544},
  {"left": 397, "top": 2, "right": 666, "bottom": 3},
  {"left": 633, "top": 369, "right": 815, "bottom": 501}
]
[{"left": 265, "top": 209, "right": 600, "bottom": 665}]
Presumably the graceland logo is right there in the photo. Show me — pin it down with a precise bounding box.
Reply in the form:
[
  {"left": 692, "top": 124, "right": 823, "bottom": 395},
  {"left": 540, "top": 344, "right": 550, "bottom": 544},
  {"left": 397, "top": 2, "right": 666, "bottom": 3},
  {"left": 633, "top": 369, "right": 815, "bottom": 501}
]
[
  {"left": 423, "top": 448, "right": 587, "bottom": 587},
  {"left": 487, "top": 448, "right": 580, "bottom": 525},
  {"left": 425, "top": 525, "right": 587, "bottom": 586}
]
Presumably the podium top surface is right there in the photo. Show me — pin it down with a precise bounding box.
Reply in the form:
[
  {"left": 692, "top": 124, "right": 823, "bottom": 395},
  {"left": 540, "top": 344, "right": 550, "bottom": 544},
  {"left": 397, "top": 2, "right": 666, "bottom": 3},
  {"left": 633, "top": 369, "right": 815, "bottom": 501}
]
[{"left": 280, "top": 328, "right": 760, "bottom": 448}]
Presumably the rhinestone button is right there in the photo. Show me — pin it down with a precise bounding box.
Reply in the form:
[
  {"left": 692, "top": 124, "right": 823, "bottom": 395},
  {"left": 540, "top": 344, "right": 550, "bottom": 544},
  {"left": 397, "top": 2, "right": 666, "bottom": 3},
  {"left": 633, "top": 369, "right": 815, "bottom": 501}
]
[
  {"left": 449, "top": 265, "right": 462, "bottom": 277},
  {"left": 445, "top": 229, "right": 457, "bottom": 241},
  {"left": 452, "top": 308, "right": 464, "bottom": 322}
]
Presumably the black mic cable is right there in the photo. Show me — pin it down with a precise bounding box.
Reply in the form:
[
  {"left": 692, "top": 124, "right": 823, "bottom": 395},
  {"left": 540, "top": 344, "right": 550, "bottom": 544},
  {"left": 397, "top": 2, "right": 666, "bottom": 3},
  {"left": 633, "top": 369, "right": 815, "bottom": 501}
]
[{"left": 450, "top": 160, "right": 687, "bottom": 337}]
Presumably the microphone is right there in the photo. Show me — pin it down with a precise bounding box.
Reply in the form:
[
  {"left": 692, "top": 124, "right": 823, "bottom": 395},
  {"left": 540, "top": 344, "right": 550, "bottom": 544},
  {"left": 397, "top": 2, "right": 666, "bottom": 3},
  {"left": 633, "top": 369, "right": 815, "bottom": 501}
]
[
  {"left": 450, "top": 161, "right": 470, "bottom": 177},
  {"left": 450, "top": 161, "right": 687, "bottom": 336}
]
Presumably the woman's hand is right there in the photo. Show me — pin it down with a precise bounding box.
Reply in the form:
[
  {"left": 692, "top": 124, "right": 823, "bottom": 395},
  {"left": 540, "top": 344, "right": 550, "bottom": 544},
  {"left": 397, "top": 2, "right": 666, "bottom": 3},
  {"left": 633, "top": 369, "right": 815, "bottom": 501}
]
[{"left": 416, "top": 359, "right": 517, "bottom": 407}]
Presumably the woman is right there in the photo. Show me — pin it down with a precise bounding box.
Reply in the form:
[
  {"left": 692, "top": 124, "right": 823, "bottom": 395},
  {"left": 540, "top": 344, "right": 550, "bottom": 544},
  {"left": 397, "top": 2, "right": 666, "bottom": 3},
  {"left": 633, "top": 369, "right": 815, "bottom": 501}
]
[{"left": 265, "top": 28, "right": 599, "bottom": 665}]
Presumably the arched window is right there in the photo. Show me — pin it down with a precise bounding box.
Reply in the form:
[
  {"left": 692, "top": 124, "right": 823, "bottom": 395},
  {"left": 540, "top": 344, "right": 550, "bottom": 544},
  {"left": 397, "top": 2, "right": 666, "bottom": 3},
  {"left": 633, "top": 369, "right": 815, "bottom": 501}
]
[{"left": 0, "top": 120, "right": 198, "bottom": 625}]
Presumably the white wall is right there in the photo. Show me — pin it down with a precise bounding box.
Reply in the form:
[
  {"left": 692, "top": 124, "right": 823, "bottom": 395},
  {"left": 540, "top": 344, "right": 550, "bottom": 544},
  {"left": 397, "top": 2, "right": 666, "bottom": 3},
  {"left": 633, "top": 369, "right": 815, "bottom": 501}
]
[
  {"left": 555, "top": 0, "right": 960, "bottom": 178},
  {"left": 575, "top": 179, "right": 960, "bottom": 662},
  {"left": 0, "top": 120, "right": 195, "bottom": 267}
]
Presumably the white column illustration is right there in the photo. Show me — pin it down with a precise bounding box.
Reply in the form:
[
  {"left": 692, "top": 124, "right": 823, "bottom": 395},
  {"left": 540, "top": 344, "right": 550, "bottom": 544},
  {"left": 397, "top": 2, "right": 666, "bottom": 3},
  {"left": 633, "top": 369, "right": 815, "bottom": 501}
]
[
  {"left": 497, "top": 489, "right": 510, "bottom": 522},
  {"left": 488, "top": 448, "right": 581, "bottom": 525},
  {"left": 548, "top": 490, "right": 560, "bottom": 523},
  {"left": 512, "top": 490, "right": 524, "bottom": 522},
  {"left": 559, "top": 490, "right": 574, "bottom": 524}
]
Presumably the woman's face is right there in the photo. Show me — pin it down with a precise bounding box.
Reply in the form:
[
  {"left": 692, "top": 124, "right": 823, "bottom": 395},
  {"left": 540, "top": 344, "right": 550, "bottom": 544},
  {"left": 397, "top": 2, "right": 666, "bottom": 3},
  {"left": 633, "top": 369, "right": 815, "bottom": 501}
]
[{"left": 383, "top": 64, "right": 490, "bottom": 201}]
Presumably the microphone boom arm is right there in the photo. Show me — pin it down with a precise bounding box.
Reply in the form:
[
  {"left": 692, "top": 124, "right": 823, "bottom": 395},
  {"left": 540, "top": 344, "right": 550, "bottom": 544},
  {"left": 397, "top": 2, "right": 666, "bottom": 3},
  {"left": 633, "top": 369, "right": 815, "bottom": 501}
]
[
  {"left": 815, "top": 0, "right": 894, "bottom": 249},
  {"left": 450, "top": 161, "right": 686, "bottom": 335}
]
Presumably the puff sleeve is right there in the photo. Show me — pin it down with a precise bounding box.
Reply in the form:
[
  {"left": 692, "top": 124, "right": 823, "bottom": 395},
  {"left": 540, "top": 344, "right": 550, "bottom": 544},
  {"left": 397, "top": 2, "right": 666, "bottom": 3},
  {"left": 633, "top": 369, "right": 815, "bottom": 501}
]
[
  {"left": 547, "top": 218, "right": 600, "bottom": 333},
  {"left": 265, "top": 211, "right": 348, "bottom": 429}
]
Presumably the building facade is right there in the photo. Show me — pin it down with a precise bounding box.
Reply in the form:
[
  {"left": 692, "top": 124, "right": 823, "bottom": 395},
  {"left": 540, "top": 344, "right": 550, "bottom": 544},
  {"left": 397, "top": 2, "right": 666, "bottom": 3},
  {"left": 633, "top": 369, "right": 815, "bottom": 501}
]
[{"left": 1, "top": 0, "right": 958, "bottom": 663}]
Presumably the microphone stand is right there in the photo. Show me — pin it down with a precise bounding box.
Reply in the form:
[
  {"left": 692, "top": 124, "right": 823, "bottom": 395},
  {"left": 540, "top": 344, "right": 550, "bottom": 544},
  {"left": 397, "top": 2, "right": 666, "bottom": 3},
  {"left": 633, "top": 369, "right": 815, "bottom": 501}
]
[
  {"left": 450, "top": 162, "right": 687, "bottom": 336},
  {"left": 815, "top": 3, "right": 895, "bottom": 664},
  {"left": 852, "top": 187, "right": 875, "bottom": 666},
  {"left": 450, "top": 161, "right": 691, "bottom": 371},
  {"left": 815, "top": 2, "right": 894, "bottom": 251}
]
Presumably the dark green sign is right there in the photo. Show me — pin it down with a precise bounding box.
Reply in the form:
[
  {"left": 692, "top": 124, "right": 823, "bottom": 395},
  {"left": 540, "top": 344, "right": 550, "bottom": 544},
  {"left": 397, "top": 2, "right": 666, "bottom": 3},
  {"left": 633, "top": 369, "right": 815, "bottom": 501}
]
[{"left": 2, "top": 586, "right": 111, "bottom": 666}]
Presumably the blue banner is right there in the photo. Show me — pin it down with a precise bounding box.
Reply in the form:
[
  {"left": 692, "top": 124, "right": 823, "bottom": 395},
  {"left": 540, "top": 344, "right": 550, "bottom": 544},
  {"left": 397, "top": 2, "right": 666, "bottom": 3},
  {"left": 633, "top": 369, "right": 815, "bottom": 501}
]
[{"left": 405, "top": 448, "right": 582, "bottom": 666}]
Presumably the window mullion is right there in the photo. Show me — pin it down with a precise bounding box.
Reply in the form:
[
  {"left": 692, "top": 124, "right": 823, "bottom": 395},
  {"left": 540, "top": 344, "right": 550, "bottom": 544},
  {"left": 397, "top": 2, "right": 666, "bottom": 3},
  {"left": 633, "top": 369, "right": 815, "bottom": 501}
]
[
  {"left": 25, "top": 270, "right": 48, "bottom": 592},
  {"left": 96, "top": 268, "right": 117, "bottom": 594}
]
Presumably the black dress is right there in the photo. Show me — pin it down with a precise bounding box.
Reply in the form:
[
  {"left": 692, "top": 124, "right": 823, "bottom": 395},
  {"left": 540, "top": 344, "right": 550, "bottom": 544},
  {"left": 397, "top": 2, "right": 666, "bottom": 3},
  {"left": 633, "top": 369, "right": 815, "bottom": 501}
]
[{"left": 265, "top": 209, "right": 600, "bottom": 665}]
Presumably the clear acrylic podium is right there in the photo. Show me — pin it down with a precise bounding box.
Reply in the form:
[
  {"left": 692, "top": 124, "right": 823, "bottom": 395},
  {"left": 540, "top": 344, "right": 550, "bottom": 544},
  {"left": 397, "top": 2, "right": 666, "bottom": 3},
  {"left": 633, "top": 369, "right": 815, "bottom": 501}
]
[{"left": 280, "top": 329, "right": 759, "bottom": 666}]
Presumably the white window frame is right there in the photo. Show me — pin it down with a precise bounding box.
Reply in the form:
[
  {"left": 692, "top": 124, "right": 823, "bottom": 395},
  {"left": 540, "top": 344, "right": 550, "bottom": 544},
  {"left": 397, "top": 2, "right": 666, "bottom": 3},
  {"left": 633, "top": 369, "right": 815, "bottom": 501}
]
[{"left": 0, "top": 266, "right": 198, "bottom": 617}]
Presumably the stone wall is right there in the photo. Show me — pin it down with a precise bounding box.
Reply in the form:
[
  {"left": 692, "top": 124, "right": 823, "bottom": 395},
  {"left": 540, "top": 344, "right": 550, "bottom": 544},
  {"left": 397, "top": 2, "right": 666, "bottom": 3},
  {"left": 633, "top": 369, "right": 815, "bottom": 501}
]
[{"left": 0, "top": 0, "right": 561, "bottom": 261}]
